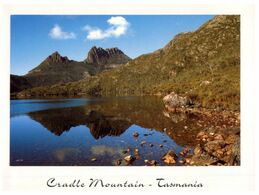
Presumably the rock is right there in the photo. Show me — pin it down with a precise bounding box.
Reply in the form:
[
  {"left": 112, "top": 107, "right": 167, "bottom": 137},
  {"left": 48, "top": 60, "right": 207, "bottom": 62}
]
[
  {"left": 164, "top": 111, "right": 188, "bottom": 123},
  {"left": 179, "top": 159, "right": 185, "bottom": 164},
  {"left": 149, "top": 144, "right": 154, "bottom": 147},
  {"left": 124, "top": 155, "right": 135, "bottom": 163},
  {"left": 140, "top": 141, "right": 147, "bottom": 146},
  {"left": 91, "top": 158, "right": 97, "bottom": 162},
  {"left": 116, "top": 159, "right": 122, "bottom": 166},
  {"left": 193, "top": 145, "right": 202, "bottom": 155},
  {"left": 214, "top": 134, "right": 224, "bottom": 140},
  {"left": 122, "top": 150, "right": 128, "bottom": 154},
  {"left": 134, "top": 148, "right": 139, "bottom": 155},
  {"left": 216, "top": 149, "right": 224, "bottom": 156},
  {"left": 133, "top": 132, "right": 139, "bottom": 137},
  {"left": 162, "top": 150, "right": 177, "bottom": 164},
  {"left": 225, "top": 134, "right": 236, "bottom": 144},
  {"left": 200, "top": 80, "right": 211, "bottom": 86},
  {"left": 185, "top": 158, "right": 191, "bottom": 164},
  {"left": 159, "top": 144, "right": 163, "bottom": 148},
  {"left": 204, "top": 140, "right": 225, "bottom": 153},
  {"left": 197, "top": 131, "right": 206, "bottom": 138},
  {"left": 144, "top": 160, "right": 157, "bottom": 166},
  {"left": 163, "top": 92, "right": 190, "bottom": 109}
]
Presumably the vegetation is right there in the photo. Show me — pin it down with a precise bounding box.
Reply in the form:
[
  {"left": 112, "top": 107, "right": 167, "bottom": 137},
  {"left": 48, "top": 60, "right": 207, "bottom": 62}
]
[{"left": 16, "top": 15, "right": 240, "bottom": 111}]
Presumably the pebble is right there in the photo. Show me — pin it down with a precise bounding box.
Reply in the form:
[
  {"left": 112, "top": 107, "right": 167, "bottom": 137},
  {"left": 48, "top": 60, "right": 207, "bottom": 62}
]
[
  {"left": 179, "top": 159, "right": 185, "bottom": 164},
  {"left": 162, "top": 150, "right": 177, "bottom": 164},
  {"left": 194, "top": 146, "right": 202, "bottom": 155},
  {"left": 185, "top": 158, "right": 191, "bottom": 164},
  {"left": 133, "top": 132, "right": 139, "bottom": 137},
  {"left": 144, "top": 160, "right": 157, "bottom": 166},
  {"left": 124, "top": 155, "right": 135, "bottom": 163},
  {"left": 122, "top": 150, "right": 128, "bottom": 154},
  {"left": 116, "top": 159, "right": 122, "bottom": 166}
]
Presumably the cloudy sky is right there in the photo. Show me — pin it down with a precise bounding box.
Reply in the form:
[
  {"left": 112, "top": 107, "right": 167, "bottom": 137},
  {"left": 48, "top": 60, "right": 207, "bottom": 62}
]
[{"left": 11, "top": 15, "right": 214, "bottom": 75}]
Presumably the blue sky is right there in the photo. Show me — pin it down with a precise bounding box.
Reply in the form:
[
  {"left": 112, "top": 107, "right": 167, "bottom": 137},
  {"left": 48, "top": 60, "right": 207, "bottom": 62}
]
[{"left": 11, "top": 15, "right": 214, "bottom": 75}]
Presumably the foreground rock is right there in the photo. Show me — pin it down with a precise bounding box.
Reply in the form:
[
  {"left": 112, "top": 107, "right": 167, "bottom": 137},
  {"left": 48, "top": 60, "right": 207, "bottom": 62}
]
[
  {"left": 162, "top": 150, "right": 177, "bottom": 164},
  {"left": 124, "top": 155, "right": 135, "bottom": 164},
  {"left": 187, "top": 129, "right": 240, "bottom": 166},
  {"left": 163, "top": 92, "right": 191, "bottom": 111}
]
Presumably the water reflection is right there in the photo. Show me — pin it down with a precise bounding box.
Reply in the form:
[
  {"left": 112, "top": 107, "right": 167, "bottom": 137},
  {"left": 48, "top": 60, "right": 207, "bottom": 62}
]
[
  {"left": 10, "top": 97, "right": 205, "bottom": 166},
  {"left": 27, "top": 97, "right": 202, "bottom": 146}
]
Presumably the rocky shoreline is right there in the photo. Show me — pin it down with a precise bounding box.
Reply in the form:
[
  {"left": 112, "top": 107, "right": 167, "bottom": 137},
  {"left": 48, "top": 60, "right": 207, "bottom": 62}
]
[{"left": 161, "top": 92, "right": 240, "bottom": 166}]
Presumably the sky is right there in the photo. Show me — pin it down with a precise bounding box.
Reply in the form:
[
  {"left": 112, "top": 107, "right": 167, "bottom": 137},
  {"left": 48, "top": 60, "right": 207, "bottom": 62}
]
[{"left": 11, "top": 15, "right": 214, "bottom": 75}]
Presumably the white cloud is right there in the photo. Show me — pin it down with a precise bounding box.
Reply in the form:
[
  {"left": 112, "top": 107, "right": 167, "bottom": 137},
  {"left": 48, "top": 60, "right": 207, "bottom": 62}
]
[
  {"left": 49, "top": 24, "right": 76, "bottom": 40},
  {"left": 83, "top": 16, "right": 129, "bottom": 40}
]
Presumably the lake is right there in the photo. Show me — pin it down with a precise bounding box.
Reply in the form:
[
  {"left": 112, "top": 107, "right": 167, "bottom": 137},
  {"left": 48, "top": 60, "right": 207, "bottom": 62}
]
[{"left": 10, "top": 96, "right": 204, "bottom": 166}]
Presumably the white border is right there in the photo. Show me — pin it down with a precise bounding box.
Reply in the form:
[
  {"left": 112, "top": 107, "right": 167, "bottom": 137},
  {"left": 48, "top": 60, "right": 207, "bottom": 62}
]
[{"left": 0, "top": 0, "right": 256, "bottom": 193}]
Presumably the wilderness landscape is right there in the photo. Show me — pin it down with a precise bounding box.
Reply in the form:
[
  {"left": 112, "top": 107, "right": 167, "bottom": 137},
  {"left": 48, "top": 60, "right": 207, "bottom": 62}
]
[{"left": 10, "top": 15, "right": 240, "bottom": 166}]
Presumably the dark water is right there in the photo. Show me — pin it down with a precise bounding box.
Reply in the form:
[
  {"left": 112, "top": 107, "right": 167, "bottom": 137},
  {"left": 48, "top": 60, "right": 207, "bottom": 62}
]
[{"left": 10, "top": 97, "right": 202, "bottom": 166}]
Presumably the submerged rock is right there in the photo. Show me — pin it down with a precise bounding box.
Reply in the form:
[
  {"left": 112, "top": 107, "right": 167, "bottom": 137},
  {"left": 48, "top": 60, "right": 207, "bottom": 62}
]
[
  {"left": 124, "top": 155, "right": 135, "bottom": 163},
  {"left": 133, "top": 132, "right": 139, "bottom": 137},
  {"left": 122, "top": 150, "right": 128, "bottom": 154},
  {"left": 144, "top": 160, "right": 158, "bottom": 166}
]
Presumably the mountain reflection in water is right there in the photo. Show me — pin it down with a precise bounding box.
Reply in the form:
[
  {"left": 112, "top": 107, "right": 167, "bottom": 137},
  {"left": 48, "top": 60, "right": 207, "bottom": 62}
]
[{"left": 10, "top": 97, "right": 204, "bottom": 166}]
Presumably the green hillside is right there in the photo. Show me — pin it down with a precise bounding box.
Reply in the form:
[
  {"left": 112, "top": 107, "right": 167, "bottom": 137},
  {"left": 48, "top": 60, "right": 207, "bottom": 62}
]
[{"left": 17, "top": 15, "right": 240, "bottom": 111}]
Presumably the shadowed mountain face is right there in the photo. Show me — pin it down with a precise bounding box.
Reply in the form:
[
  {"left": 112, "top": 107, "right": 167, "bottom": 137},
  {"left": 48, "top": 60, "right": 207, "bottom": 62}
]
[
  {"left": 85, "top": 46, "right": 131, "bottom": 67},
  {"left": 11, "top": 47, "right": 131, "bottom": 93},
  {"left": 24, "top": 51, "right": 95, "bottom": 88},
  {"left": 10, "top": 74, "right": 31, "bottom": 93}
]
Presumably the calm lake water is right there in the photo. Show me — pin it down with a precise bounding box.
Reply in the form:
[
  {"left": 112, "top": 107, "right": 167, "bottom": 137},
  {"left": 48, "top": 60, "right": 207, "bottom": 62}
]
[{"left": 10, "top": 96, "right": 202, "bottom": 166}]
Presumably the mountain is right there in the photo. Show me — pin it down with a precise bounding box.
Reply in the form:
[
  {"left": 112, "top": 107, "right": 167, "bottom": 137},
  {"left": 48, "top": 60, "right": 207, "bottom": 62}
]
[
  {"left": 85, "top": 46, "right": 131, "bottom": 68},
  {"left": 15, "top": 15, "right": 240, "bottom": 110},
  {"left": 11, "top": 47, "right": 131, "bottom": 93},
  {"left": 24, "top": 51, "right": 96, "bottom": 88}
]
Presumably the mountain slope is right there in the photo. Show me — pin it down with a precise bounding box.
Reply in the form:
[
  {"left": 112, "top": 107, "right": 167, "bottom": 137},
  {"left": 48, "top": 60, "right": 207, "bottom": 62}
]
[
  {"left": 16, "top": 15, "right": 240, "bottom": 110},
  {"left": 24, "top": 51, "right": 95, "bottom": 87},
  {"left": 11, "top": 47, "right": 131, "bottom": 93}
]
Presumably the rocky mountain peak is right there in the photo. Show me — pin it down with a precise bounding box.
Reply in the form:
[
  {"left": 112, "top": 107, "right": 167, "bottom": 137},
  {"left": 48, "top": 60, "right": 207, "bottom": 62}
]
[
  {"left": 46, "top": 51, "right": 70, "bottom": 64},
  {"left": 85, "top": 46, "right": 130, "bottom": 66}
]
